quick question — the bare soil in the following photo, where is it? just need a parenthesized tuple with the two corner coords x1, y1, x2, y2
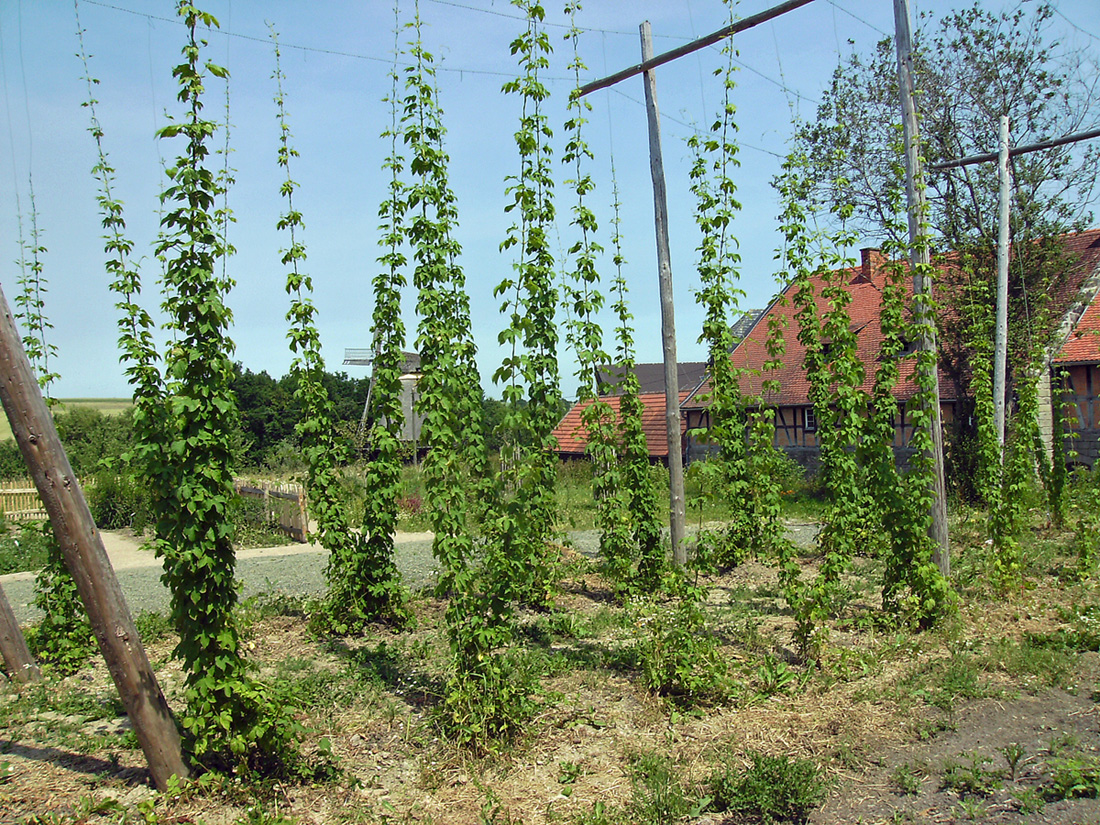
(2, 526, 1099, 825)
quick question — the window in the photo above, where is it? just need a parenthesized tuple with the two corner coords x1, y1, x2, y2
(803, 407, 817, 432)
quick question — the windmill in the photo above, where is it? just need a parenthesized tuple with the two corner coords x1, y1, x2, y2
(343, 348, 424, 443)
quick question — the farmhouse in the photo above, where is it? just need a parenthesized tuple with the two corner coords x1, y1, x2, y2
(554, 230, 1100, 471)
(1050, 242, 1100, 466)
(683, 230, 1100, 470)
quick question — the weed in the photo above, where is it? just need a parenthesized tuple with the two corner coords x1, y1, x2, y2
(955, 797, 987, 820)
(239, 806, 298, 825)
(1001, 742, 1027, 781)
(940, 752, 1001, 797)
(626, 751, 697, 825)
(706, 750, 827, 824)
(134, 610, 173, 644)
(1047, 732, 1080, 756)
(0, 520, 51, 575)
(755, 653, 796, 698)
(1028, 603, 1100, 653)
(985, 637, 1073, 690)
(557, 759, 584, 798)
(573, 800, 619, 825)
(890, 762, 924, 795)
(900, 652, 994, 713)
(1011, 785, 1045, 814)
(1045, 754, 1100, 800)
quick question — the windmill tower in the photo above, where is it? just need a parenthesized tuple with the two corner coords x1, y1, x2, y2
(343, 348, 424, 443)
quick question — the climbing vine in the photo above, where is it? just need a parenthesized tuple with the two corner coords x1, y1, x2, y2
(603, 166, 663, 590)
(16, 199, 94, 672)
(685, 8, 755, 568)
(272, 28, 408, 631)
(390, 4, 528, 752)
(491, 0, 561, 609)
(101, 3, 299, 772)
(560, 2, 635, 592)
(873, 180, 953, 626)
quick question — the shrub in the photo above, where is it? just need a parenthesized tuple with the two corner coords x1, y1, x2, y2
(0, 440, 26, 480)
(707, 750, 828, 824)
(87, 469, 150, 532)
(632, 598, 730, 704)
(0, 519, 51, 575)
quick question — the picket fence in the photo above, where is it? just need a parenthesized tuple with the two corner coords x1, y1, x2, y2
(0, 477, 309, 543)
(0, 479, 49, 522)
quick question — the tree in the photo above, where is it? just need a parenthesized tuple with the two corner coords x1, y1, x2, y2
(796, 1, 1099, 249)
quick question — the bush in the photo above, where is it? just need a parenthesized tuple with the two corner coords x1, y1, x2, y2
(0, 519, 51, 575)
(53, 407, 134, 478)
(707, 750, 827, 824)
(87, 469, 150, 531)
(632, 598, 730, 705)
(0, 440, 25, 480)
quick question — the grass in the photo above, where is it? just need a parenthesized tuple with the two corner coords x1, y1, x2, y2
(6, 472, 1100, 822)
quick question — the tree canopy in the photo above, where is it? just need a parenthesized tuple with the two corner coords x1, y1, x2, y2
(794, 1, 1100, 248)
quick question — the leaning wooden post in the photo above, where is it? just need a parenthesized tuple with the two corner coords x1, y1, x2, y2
(0, 283, 188, 788)
(894, 0, 950, 576)
(640, 20, 687, 565)
(0, 582, 40, 684)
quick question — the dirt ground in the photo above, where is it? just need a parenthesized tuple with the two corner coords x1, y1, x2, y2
(2, 535, 1100, 825)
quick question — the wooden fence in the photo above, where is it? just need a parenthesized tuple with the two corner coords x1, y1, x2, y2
(0, 477, 310, 543)
(232, 479, 310, 543)
(0, 478, 49, 522)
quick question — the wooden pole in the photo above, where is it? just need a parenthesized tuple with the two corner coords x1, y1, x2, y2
(640, 20, 687, 564)
(928, 126, 1100, 171)
(894, 0, 950, 576)
(0, 582, 40, 684)
(994, 115, 1011, 451)
(581, 0, 816, 97)
(0, 283, 188, 788)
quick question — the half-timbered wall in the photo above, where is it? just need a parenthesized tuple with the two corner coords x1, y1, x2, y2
(684, 402, 956, 473)
(1062, 364, 1100, 467)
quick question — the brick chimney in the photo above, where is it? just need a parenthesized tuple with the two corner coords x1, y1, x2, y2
(859, 247, 885, 283)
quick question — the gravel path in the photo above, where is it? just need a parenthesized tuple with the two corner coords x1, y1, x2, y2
(0, 521, 820, 625)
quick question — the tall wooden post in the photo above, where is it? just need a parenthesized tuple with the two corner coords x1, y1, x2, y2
(0, 283, 188, 788)
(994, 115, 1011, 450)
(640, 20, 687, 564)
(0, 583, 40, 684)
(894, 0, 950, 576)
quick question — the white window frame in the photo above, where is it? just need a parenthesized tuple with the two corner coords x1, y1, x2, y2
(803, 406, 817, 433)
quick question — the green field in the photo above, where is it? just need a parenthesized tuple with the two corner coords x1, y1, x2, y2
(0, 398, 131, 442)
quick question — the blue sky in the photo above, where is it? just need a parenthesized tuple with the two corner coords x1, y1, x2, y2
(0, 0, 1097, 398)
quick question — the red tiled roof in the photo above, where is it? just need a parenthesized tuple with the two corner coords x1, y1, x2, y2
(553, 391, 689, 458)
(685, 229, 1100, 410)
(684, 249, 944, 409)
(1054, 231, 1100, 364)
(1057, 297, 1100, 363)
